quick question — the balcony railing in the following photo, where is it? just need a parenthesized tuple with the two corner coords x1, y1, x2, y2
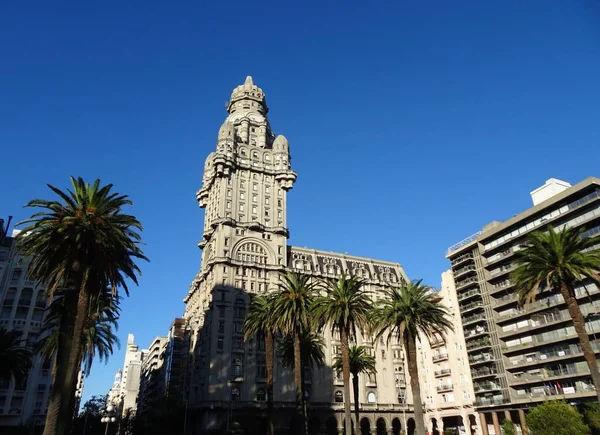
(465, 326, 489, 339)
(450, 253, 474, 267)
(434, 369, 451, 377)
(471, 367, 498, 379)
(461, 301, 483, 313)
(469, 353, 495, 365)
(456, 276, 479, 291)
(432, 353, 448, 362)
(475, 396, 508, 406)
(454, 264, 476, 278)
(474, 382, 501, 393)
(458, 288, 482, 302)
(462, 314, 487, 326)
(466, 338, 491, 351)
(437, 384, 454, 392)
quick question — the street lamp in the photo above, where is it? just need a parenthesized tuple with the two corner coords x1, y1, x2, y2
(101, 404, 116, 435)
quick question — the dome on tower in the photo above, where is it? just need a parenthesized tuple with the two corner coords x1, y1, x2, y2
(227, 76, 268, 114)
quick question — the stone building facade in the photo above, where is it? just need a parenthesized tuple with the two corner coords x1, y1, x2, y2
(181, 77, 475, 435)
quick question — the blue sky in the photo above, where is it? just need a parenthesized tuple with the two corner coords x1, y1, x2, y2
(1, 0, 599, 405)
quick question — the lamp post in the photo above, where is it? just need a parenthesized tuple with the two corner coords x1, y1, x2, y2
(101, 404, 116, 435)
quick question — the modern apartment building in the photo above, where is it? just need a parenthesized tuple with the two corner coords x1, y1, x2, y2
(446, 177, 600, 435)
(0, 229, 51, 429)
(180, 76, 433, 435)
(417, 271, 479, 435)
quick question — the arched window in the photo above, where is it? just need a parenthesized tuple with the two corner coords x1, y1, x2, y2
(231, 387, 240, 401)
(257, 388, 266, 401)
(367, 392, 376, 403)
(334, 391, 343, 403)
(237, 242, 268, 265)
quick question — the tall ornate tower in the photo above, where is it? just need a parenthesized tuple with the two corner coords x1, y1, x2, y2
(183, 76, 297, 412)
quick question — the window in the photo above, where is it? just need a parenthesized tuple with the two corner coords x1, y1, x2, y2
(257, 388, 266, 401)
(219, 307, 226, 318)
(367, 392, 376, 403)
(240, 192, 245, 200)
(234, 298, 245, 317)
(266, 186, 270, 193)
(231, 387, 240, 401)
(257, 354, 267, 377)
(252, 206, 257, 214)
(253, 194, 257, 202)
(218, 321, 225, 333)
(240, 204, 245, 212)
(265, 197, 270, 205)
(334, 391, 343, 403)
(278, 246, 283, 255)
(217, 337, 224, 350)
(253, 184, 258, 191)
(233, 357, 243, 375)
(226, 201, 231, 209)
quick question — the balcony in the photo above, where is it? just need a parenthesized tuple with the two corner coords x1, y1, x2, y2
(475, 396, 507, 407)
(454, 264, 476, 279)
(485, 249, 513, 266)
(471, 367, 498, 379)
(469, 353, 495, 365)
(451, 253, 474, 267)
(462, 314, 487, 326)
(461, 301, 484, 314)
(432, 353, 448, 362)
(458, 288, 482, 302)
(465, 326, 489, 339)
(437, 384, 454, 392)
(466, 338, 492, 352)
(474, 381, 502, 393)
(434, 369, 451, 378)
(456, 276, 479, 291)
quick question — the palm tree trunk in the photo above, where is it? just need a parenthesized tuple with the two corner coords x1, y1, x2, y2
(340, 328, 353, 435)
(43, 291, 78, 435)
(266, 331, 275, 435)
(406, 336, 426, 435)
(352, 373, 360, 435)
(52, 286, 92, 435)
(293, 331, 305, 435)
(561, 282, 600, 402)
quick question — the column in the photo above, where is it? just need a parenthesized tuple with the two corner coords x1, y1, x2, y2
(504, 410, 512, 422)
(479, 413, 489, 435)
(491, 412, 500, 435)
(518, 409, 528, 435)
(427, 418, 434, 435)
(437, 417, 444, 435)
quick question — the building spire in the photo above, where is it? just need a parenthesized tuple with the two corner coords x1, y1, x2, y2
(227, 76, 268, 114)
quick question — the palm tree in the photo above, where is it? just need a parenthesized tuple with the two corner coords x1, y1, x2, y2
(272, 272, 318, 435)
(17, 177, 147, 435)
(374, 280, 452, 435)
(0, 328, 32, 384)
(244, 294, 278, 435)
(511, 225, 600, 401)
(333, 345, 376, 433)
(277, 328, 326, 371)
(314, 274, 372, 434)
(38, 287, 121, 376)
